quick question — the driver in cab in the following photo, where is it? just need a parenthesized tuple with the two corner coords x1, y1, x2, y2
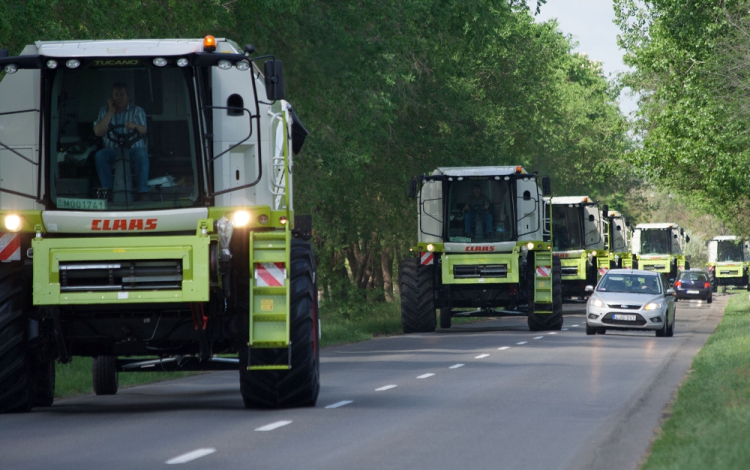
(93, 82, 148, 200)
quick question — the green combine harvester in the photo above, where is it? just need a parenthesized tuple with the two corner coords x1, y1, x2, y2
(632, 223, 690, 284)
(401, 166, 563, 332)
(602, 208, 633, 270)
(706, 235, 749, 291)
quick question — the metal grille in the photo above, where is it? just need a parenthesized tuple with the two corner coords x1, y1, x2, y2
(453, 264, 508, 279)
(59, 260, 182, 292)
(606, 304, 642, 310)
(561, 266, 579, 276)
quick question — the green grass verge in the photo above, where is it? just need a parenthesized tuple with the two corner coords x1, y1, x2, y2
(55, 358, 196, 398)
(643, 293, 750, 469)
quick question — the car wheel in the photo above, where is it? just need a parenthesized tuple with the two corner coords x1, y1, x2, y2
(596, 328, 606, 335)
(655, 317, 667, 337)
(666, 318, 674, 337)
(707, 295, 713, 304)
(585, 323, 596, 335)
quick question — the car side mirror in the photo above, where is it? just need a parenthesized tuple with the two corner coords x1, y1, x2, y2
(541, 176, 551, 196)
(408, 178, 417, 198)
(666, 288, 676, 296)
(264, 60, 286, 101)
(584, 285, 594, 292)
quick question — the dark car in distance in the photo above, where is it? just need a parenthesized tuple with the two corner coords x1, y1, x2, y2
(674, 270, 712, 303)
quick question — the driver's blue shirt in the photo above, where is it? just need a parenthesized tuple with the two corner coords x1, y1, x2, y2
(94, 104, 147, 150)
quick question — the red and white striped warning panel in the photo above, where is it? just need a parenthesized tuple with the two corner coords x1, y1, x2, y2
(255, 262, 287, 287)
(0, 233, 21, 262)
(536, 266, 551, 277)
(598, 267, 608, 276)
(420, 252, 434, 265)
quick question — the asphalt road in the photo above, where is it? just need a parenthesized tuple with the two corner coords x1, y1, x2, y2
(0, 295, 726, 470)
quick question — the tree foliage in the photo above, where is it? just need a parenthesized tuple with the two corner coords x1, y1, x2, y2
(1, 0, 628, 302)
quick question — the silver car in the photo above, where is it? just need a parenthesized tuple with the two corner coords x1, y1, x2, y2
(585, 269, 675, 337)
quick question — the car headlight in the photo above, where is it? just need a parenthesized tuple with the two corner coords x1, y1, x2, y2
(591, 297, 604, 307)
(4, 214, 22, 232)
(231, 210, 251, 227)
(644, 302, 663, 311)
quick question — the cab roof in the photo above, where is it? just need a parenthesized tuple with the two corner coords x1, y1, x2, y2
(635, 223, 680, 230)
(711, 235, 740, 241)
(434, 166, 528, 177)
(25, 38, 236, 57)
(550, 196, 593, 205)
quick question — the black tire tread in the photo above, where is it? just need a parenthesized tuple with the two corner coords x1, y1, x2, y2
(239, 238, 320, 409)
(0, 264, 34, 413)
(400, 258, 436, 333)
(92, 356, 118, 395)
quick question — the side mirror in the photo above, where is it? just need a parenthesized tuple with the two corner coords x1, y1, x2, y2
(408, 178, 417, 198)
(244, 44, 255, 54)
(602, 204, 609, 216)
(686, 235, 690, 243)
(625, 217, 630, 226)
(666, 288, 676, 296)
(584, 285, 594, 292)
(680, 228, 684, 235)
(264, 60, 286, 101)
(541, 176, 551, 196)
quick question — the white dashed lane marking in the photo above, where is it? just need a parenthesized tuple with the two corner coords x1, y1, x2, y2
(475, 354, 490, 359)
(166, 448, 216, 465)
(533, 336, 544, 340)
(516, 341, 528, 345)
(498, 346, 510, 350)
(325, 400, 353, 409)
(417, 373, 435, 379)
(375, 385, 398, 392)
(449, 364, 465, 369)
(547, 332, 557, 335)
(572, 324, 580, 327)
(255, 420, 293, 432)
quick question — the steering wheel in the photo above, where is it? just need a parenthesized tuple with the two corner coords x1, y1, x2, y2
(105, 123, 145, 149)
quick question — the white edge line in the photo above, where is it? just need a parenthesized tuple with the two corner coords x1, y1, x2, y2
(166, 448, 216, 465)
(325, 400, 353, 409)
(498, 346, 510, 350)
(375, 385, 397, 391)
(255, 420, 293, 432)
(449, 364, 465, 369)
(516, 341, 528, 345)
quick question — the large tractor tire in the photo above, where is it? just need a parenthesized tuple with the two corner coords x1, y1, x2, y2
(92, 356, 119, 395)
(239, 238, 320, 408)
(400, 257, 436, 333)
(708, 268, 717, 292)
(528, 258, 563, 331)
(34, 358, 56, 407)
(0, 264, 35, 413)
(439, 307, 452, 329)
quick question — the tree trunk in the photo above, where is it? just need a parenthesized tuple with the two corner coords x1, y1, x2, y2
(381, 247, 394, 302)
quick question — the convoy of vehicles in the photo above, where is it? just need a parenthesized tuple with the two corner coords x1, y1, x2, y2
(706, 236, 749, 291)
(549, 196, 606, 300)
(0, 36, 318, 412)
(401, 166, 563, 332)
(631, 223, 690, 284)
(0, 33, 737, 415)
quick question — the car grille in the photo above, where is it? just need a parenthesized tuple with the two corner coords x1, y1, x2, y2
(601, 312, 647, 326)
(453, 264, 507, 279)
(59, 260, 183, 292)
(561, 266, 579, 276)
(606, 304, 642, 310)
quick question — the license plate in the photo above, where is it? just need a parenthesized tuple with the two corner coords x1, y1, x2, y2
(56, 198, 106, 210)
(613, 314, 637, 321)
(687, 290, 699, 294)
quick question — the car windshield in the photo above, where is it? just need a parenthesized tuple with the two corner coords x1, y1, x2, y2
(446, 178, 514, 243)
(48, 65, 201, 211)
(597, 274, 662, 294)
(639, 229, 671, 255)
(679, 272, 707, 282)
(717, 241, 744, 262)
(552, 205, 583, 251)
